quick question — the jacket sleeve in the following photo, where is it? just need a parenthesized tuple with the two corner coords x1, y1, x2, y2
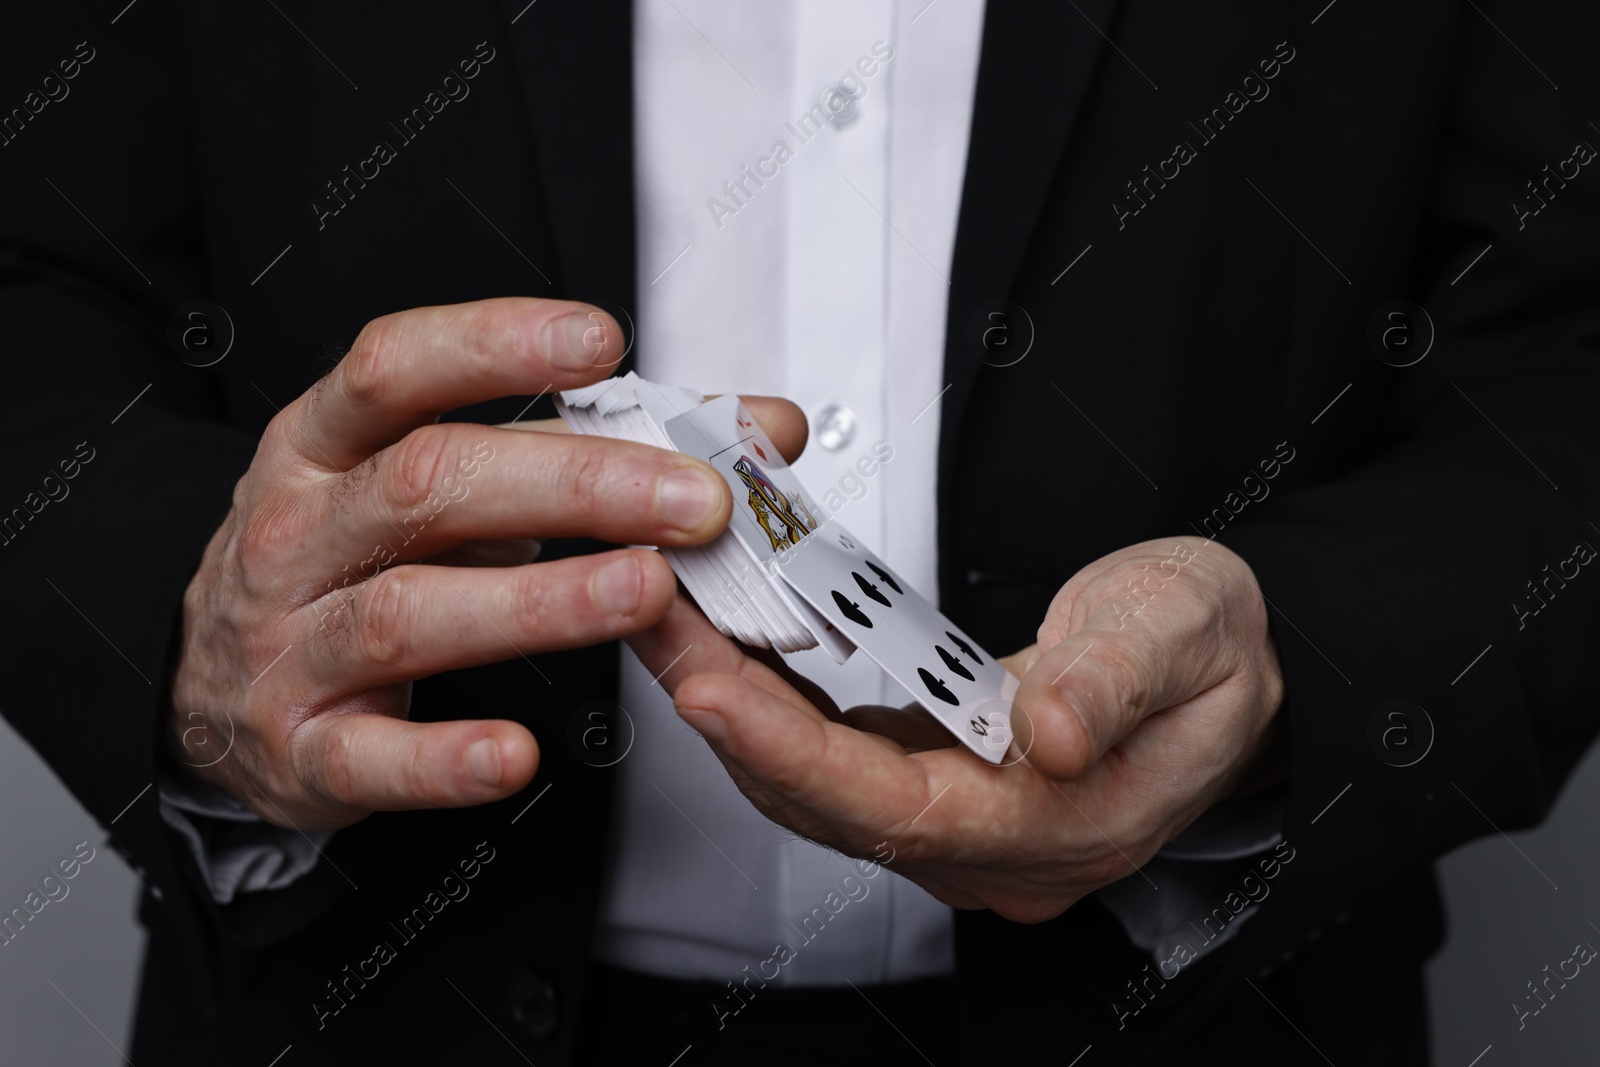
(0, 4, 350, 1009)
(1209, 1, 1600, 987)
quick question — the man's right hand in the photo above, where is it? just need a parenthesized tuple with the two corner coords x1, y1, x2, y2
(166, 298, 804, 832)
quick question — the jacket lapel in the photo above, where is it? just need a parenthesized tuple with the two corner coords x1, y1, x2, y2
(498, 0, 640, 370)
(936, 0, 1121, 583)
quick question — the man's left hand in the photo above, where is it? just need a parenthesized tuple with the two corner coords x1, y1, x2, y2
(628, 536, 1285, 923)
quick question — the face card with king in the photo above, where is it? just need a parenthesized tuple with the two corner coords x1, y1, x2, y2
(665, 395, 820, 566)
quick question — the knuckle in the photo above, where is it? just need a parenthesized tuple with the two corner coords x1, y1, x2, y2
(1035, 588, 1079, 649)
(228, 470, 254, 516)
(233, 492, 300, 580)
(400, 740, 440, 805)
(330, 454, 380, 513)
(356, 570, 420, 669)
(1036, 621, 1067, 651)
(257, 410, 301, 463)
(456, 303, 509, 383)
(383, 425, 459, 513)
(510, 569, 558, 637)
(306, 722, 356, 807)
(341, 315, 400, 409)
(549, 441, 612, 516)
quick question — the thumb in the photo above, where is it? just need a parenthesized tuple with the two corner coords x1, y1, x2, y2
(1011, 605, 1223, 780)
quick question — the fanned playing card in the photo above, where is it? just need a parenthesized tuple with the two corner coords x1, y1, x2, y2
(770, 523, 1019, 764)
(557, 374, 1016, 763)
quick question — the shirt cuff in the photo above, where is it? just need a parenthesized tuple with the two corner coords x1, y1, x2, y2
(1158, 782, 1287, 861)
(1096, 783, 1288, 973)
(157, 770, 331, 905)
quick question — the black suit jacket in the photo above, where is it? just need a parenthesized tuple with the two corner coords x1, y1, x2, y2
(2, 1, 1597, 1063)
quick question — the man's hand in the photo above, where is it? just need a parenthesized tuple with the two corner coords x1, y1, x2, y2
(166, 297, 804, 832)
(628, 536, 1284, 922)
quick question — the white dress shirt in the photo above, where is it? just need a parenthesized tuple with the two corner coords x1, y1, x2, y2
(591, 0, 988, 986)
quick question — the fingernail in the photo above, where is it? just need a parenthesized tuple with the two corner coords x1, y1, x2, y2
(679, 707, 729, 747)
(466, 738, 501, 786)
(656, 467, 724, 533)
(545, 311, 600, 372)
(592, 556, 642, 615)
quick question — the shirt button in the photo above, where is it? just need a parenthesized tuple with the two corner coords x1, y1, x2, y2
(814, 403, 857, 451)
(821, 82, 861, 128)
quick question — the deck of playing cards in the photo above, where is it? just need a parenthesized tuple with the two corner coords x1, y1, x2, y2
(557, 373, 1017, 764)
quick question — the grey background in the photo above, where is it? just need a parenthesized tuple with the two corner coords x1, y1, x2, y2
(2, 711, 1597, 1065)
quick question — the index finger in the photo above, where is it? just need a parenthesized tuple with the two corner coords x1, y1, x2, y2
(290, 298, 625, 470)
(630, 595, 927, 837)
